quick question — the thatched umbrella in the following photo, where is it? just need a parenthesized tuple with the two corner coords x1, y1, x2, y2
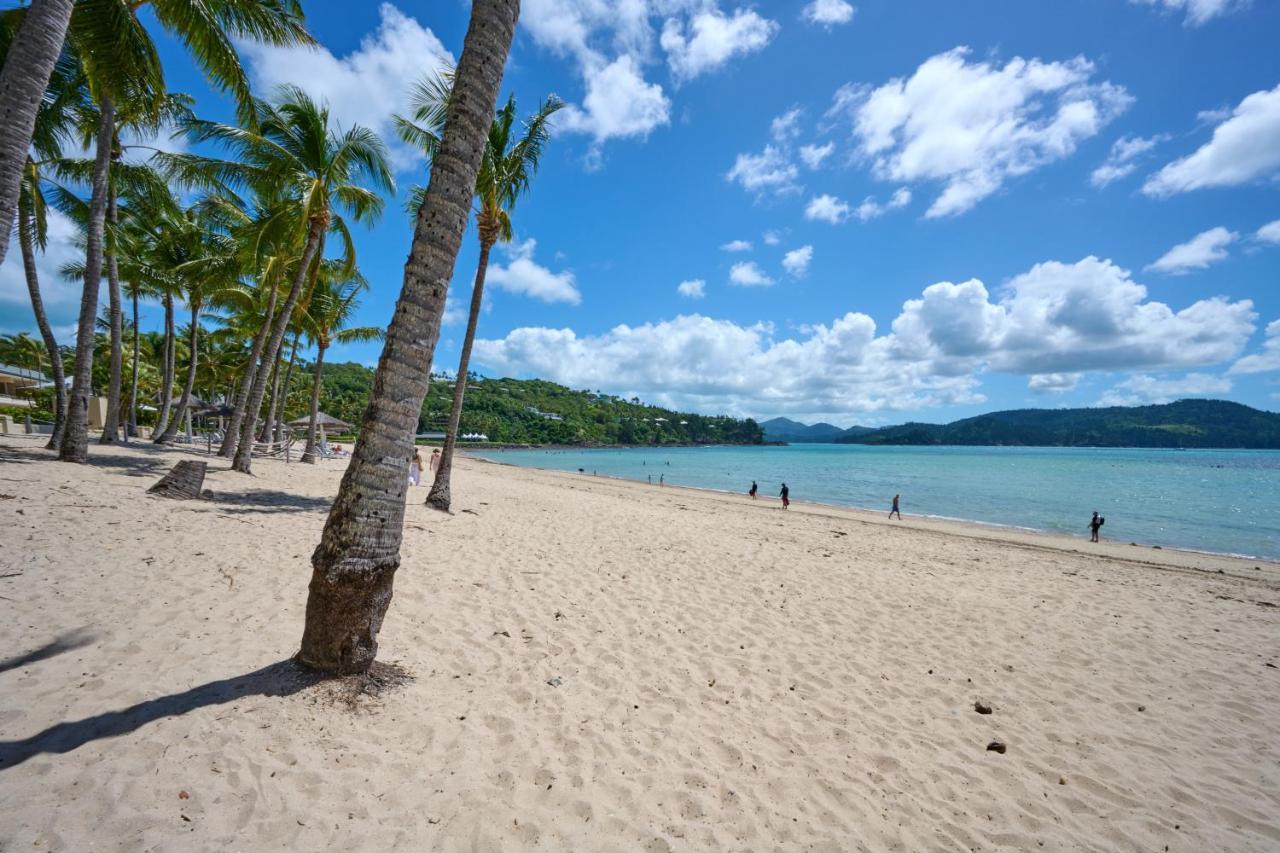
(287, 412, 354, 452)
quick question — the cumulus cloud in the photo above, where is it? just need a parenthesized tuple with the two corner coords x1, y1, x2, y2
(720, 239, 752, 252)
(1129, 0, 1249, 26)
(660, 7, 778, 82)
(1144, 84, 1280, 196)
(729, 261, 774, 287)
(677, 278, 706, 299)
(762, 230, 781, 245)
(829, 47, 1131, 217)
(804, 193, 852, 223)
(1146, 226, 1238, 274)
(0, 208, 86, 334)
(1230, 319, 1280, 374)
(1098, 372, 1232, 407)
(556, 55, 671, 147)
(473, 256, 1255, 420)
(240, 3, 452, 172)
(770, 107, 804, 143)
(726, 144, 800, 193)
(798, 141, 834, 169)
(802, 0, 856, 26)
(1256, 220, 1280, 245)
(1090, 135, 1163, 187)
(487, 239, 581, 304)
(854, 187, 912, 221)
(782, 245, 813, 278)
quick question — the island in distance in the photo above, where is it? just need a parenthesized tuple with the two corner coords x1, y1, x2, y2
(760, 399, 1280, 449)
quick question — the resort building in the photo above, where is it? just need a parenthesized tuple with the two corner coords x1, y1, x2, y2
(0, 364, 46, 408)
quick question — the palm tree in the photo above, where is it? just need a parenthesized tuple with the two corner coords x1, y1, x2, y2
(298, 0, 519, 675)
(298, 267, 381, 463)
(165, 86, 392, 473)
(57, 0, 312, 463)
(0, 0, 75, 269)
(398, 83, 563, 512)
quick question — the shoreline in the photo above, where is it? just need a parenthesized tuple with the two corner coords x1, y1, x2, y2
(468, 450, 1280, 571)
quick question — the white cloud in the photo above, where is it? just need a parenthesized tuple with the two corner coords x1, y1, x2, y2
(798, 141, 834, 169)
(726, 144, 799, 193)
(782, 245, 813, 278)
(473, 256, 1255, 420)
(1129, 0, 1249, 27)
(804, 193, 852, 223)
(762, 230, 781, 245)
(720, 239, 752, 252)
(1090, 135, 1162, 187)
(802, 0, 856, 26)
(1144, 84, 1280, 196)
(1028, 373, 1081, 393)
(677, 278, 706, 298)
(770, 107, 803, 143)
(1146, 226, 1238, 274)
(0, 208, 86, 334)
(1256, 220, 1280, 245)
(486, 239, 581, 304)
(557, 54, 671, 146)
(1230, 319, 1280, 374)
(729, 261, 774, 287)
(830, 47, 1131, 217)
(854, 187, 912, 221)
(660, 7, 778, 82)
(1098, 372, 1232, 407)
(240, 3, 452, 172)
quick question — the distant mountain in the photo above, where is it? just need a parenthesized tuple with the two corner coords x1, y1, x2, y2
(832, 400, 1280, 449)
(761, 417, 870, 442)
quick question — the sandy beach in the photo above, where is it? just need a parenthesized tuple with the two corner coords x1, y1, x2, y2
(1, 433, 1278, 851)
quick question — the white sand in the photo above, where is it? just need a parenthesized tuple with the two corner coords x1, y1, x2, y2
(1, 434, 1278, 851)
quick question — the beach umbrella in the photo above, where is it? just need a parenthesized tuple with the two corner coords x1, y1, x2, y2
(287, 412, 355, 452)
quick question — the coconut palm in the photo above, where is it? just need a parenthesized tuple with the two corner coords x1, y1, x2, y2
(0, 0, 75, 269)
(163, 86, 392, 473)
(298, 0, 519, 675)
(298, 267, 381, 463)
(398, 84, 563, 512)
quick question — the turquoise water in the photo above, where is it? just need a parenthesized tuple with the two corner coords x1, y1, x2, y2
(478, 444, 1280, 560)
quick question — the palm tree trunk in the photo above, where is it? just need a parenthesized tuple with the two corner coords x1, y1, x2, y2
(155, 301, 199, 444)
(0, 0, 75, 269)
(18, 192, 66, 450)
(259, 354, 281, 443)
(127, 285, 139, 437)
(425, 240, 492, 512)
(100, 186, 124, 444)
(300, 340, 327, 463)
(219, 279, 278, 457)
(154, 293, 176, 435)
(299, 0, 518, 675)
(58, 95, 114, 463)
(231, 218, 326, 474)
(274, 334, 299, 443)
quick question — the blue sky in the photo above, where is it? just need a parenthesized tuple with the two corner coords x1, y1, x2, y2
(2, 0, 1279, 425)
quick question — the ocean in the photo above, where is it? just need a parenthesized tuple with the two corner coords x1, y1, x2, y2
(477, 444, 1280, 560)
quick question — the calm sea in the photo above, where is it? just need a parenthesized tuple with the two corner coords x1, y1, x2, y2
(477, 444, 1280, 560)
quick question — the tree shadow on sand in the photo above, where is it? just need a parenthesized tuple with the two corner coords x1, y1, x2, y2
(0, 442, 180, 478)
(201, 489, 333, 513)
(0, 629, 97, 675)
(0, 659, 322, 771)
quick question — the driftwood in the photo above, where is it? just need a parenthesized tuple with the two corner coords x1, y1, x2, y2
(148, 460, 207, 499)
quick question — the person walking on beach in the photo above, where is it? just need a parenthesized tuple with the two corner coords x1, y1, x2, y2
(1089, 511, 1105, 542)
(409, 450, 423, 487)
(889, 494, 901, 520)
(749, 480, 758, 499)
(429, 448, 440, 473)
(780, 482, 789, 510)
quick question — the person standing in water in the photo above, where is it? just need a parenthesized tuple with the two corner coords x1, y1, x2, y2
(889, 494, 902, 519)
(749, 481, 758, 499)
(780, 482, 790, 509)
(1089, 511, 1105, 542)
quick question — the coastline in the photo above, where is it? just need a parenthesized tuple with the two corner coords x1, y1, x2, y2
(3, 433, 1279, 851)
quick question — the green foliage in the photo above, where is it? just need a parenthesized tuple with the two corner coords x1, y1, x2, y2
(833, 400, 1280, 449)
(316, 362, 764, 446)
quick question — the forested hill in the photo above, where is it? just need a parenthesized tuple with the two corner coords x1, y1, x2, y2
(831, 400, 1280, 449)
(317, 362, 763, 446)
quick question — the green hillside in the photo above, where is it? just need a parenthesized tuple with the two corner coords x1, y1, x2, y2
(315, 362, 763, 446)
(833, 400, 1280, 449)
